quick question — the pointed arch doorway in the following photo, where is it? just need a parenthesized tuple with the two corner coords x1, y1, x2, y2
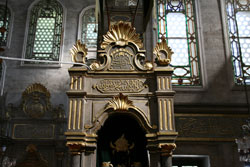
(97, 114, 149, 167)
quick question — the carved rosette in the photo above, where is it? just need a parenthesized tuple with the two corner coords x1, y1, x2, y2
(22, 83, 51, 119)
(105, 93, 135, 111)
(153, 37, 173, 66)
(70, 40, 88, 63)
(90, 21, 153, 71)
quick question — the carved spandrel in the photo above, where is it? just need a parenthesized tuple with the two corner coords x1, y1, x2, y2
(93, 79, 147, 93)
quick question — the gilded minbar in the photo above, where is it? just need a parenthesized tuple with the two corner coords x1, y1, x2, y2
(65, 22, 177, 167)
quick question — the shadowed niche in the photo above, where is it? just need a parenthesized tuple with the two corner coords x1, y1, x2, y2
(97, 114, 148, 167)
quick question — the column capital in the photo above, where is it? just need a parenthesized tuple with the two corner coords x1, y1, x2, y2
(159, 143, 176, 156)
(65, 132, 97, 155)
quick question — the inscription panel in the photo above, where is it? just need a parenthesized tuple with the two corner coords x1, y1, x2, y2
(93, 79, 146, 93)
(175, 114, 246, 140)
(109, 49, 134, 71)
(13, 124, 55, 139)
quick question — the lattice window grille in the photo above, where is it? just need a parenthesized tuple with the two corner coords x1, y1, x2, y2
(25, 0, 63, 62)
(157, 0, 201, 86)
(225, 0, 250, 85)
(0, 5, 10, 46)
(81, 8, 98, 48)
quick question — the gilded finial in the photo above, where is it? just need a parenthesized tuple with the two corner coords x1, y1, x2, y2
(153, 37, 173, 66)
(70, 40, 88, 64)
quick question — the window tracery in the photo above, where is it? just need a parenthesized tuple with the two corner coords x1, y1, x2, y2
(157, 0, 201, 86)
(25, 0, 63, 63)
(225, 0, 250, 84)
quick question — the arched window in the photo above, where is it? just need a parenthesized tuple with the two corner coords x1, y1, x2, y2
(157, 0, 201, 86)
(24, 0, 63, 63)
(0, 4, 11, 47)
(80, 7, 98, 48)
(225, 0, 250, 85)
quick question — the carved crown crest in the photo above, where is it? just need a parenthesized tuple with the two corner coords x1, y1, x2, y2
(101, 21, 143, 49)
(105, 93, 134, 111)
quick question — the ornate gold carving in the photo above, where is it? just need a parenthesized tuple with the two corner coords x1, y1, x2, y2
(101, 21, 143, 49)
(153, 37, 173, 66)
(93, 79, 146, 93)
(22, 83, 51, 119)
(102, 162, 113, 167)
(105, 93, 134, 111)
(90, 22, 152, 72)
(70, 40, 88, 63)
(90, 61, 100, 70)
(110, 134, 134, 152)
(144, 61, 153, 70)
(159, 143, 176, 156)
(66, 141, 86, 155)
(16, 144, 48, 167)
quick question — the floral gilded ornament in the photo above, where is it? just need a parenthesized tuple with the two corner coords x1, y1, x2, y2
(105, 93, 134, 111)
(70, 40, 88, 63)
(153, 37, 173, 66)
(101, 21, 143, 49)
(22, 83, 51, 119)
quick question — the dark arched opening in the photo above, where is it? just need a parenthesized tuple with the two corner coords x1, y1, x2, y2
(97, 114, 148, 167)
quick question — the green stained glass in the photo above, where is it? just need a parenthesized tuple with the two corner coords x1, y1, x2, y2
(25, 0, 63, 62)
(225, 0, 250, 84)
(33, 18, 55, 55)
(0, 5, 10, 46)
(82, 8, 98, 48)
(157, 0, 201, 86)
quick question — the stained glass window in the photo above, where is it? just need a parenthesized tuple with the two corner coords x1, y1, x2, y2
(25, 0, 63, 62)
(0, 5, 10, 46)
(225, 0, 250, 85)
(81, 7, 98, 48)
(157, 0, 201, 86)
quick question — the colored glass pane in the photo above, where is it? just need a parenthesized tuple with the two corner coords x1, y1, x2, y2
(0, 5, 10, 46)
(157, 0, 201, 86)
(25, 0, 63, 62)
(82, 8, 97, 48)
(225, 0, 250, 84)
